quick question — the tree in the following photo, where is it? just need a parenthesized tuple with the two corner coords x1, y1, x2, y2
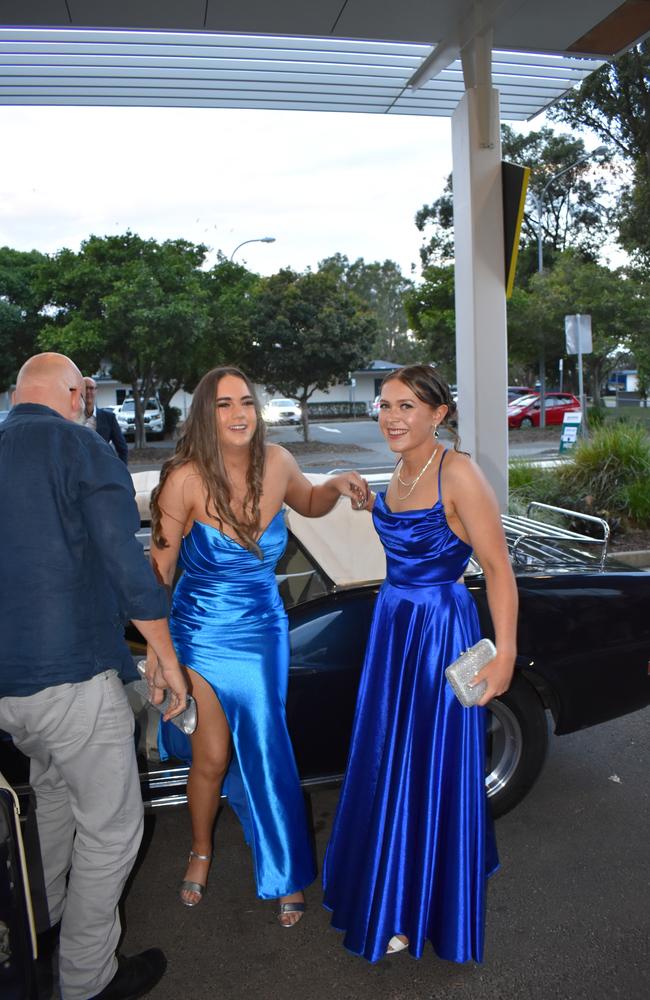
(0, 247, 49, 390)
(318, 254, 417, 362)
(39, 232, 210, 446)
(416, 125, 610, 275)
(403, 265, 456, 382)
(510, 253, 636, 404)
(247, 267, 376, 441)
(412, 125, 612, 383)
(624, 267, 650, 399)
(181, 257, 263, 395)
(550, 40, 650, 261)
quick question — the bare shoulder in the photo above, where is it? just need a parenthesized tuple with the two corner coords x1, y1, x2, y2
(265, 442, 298, 472)
(441, 449, 488, 496)
(160, 462, 202, 502)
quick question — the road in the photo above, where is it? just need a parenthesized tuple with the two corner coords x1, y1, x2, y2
(261, 420, 559, 472)
(87, 707, 649, 1000)
(131, 419, 561, 473)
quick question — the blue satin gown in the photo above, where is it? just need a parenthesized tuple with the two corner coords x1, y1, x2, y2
(323, 451, 499, 962)
(158, 509, 316, 900)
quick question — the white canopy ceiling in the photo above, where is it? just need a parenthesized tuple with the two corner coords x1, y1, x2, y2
(1, 1, 648, 119)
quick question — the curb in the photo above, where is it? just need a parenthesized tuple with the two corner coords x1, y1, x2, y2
(607, 549, 650, 569)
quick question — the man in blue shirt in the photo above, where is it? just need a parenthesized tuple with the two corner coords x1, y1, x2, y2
(0, 353, 187, 1000)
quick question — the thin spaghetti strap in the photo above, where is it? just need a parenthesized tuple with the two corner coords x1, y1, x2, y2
(437, 448, 447, 505)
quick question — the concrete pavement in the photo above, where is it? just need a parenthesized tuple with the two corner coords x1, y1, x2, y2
(101, 706, 650, 1000)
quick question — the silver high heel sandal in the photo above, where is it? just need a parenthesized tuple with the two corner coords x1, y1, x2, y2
(179, 850, 212, 907)
(277, 901, 306, 927)
(386, 935, 409, 955)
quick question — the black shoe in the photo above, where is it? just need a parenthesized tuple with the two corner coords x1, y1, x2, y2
(89, 949, 167, 1000)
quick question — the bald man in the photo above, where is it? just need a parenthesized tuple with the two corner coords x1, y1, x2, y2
(0, 353, 187, 1000)
(83, 376, 129, 464)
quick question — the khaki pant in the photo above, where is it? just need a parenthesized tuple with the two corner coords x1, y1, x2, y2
(0, 670, 144, 999)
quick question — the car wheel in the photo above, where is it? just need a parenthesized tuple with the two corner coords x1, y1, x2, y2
(485, 673, 548, 818)
(519, 417, 533, 428)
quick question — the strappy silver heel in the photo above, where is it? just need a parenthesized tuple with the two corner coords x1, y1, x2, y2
(179, 850, 212, 907)
(277, 900, 306, 927)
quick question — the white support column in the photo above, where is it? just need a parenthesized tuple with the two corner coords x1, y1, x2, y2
(452, 84, 509, 509)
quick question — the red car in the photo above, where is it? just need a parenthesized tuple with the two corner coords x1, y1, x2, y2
(507, 392, 581, 429)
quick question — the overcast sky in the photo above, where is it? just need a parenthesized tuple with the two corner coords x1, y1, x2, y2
(0, 104, 458, 278)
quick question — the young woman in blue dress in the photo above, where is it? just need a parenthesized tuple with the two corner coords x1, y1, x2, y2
(323, 364, 518, 961)
(147, 367, 368, 923)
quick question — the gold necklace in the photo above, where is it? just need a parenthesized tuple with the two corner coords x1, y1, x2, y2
(395, 446, 439, 500)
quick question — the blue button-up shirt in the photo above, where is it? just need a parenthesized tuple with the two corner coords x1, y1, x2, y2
(0, 403, 168, 696)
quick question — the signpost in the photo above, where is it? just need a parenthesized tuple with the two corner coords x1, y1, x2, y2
(565, 314, 592, 436)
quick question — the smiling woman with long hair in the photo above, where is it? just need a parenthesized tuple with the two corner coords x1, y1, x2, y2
(323, 364, 517, 961)
(147, 366, 368, 924)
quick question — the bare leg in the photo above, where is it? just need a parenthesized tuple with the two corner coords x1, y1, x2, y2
(183, 668, 306, 921)
(181, 668, 231, 905)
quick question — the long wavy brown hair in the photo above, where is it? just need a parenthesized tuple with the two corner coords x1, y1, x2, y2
(381, 364, 464, 451)
(151, 366, 267, 554)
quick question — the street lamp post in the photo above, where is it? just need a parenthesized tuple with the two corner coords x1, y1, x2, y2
(531, 147, 607, 427)
(229, 236, 276, 261)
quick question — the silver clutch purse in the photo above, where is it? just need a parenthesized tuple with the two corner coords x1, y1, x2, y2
(133, 661, 197, 735)
(444, 638, 496, 707)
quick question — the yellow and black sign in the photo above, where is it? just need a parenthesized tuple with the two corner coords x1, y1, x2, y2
(502, 162, 530, 299)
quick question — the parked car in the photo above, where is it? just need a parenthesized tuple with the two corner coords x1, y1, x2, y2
(369, 395, 380, 420)
(507, 385, 534, 402)
(116, 397, 164, 439)
(507, 392, 581, 429)
(3, 476, 650, 826)
(262, 398, 302, 425)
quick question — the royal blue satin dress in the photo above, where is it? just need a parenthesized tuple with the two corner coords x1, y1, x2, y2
(323, 451, 499, 962)
(158, 510, 316, 900)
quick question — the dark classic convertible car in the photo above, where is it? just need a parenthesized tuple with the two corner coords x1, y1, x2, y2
(126, 474, 650, 819)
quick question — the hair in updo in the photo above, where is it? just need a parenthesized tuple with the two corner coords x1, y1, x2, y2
(381, 364, 463, 451)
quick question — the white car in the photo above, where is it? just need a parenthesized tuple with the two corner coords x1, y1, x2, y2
(117, 397, 165, 438)
(262, 398, 302, 425)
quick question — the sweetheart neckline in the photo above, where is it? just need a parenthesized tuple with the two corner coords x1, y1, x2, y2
(186, 508, 285, 550)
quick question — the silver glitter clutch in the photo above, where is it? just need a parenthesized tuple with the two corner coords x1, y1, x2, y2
(134, 661, 197, 735)
(445, 638, 496, 707)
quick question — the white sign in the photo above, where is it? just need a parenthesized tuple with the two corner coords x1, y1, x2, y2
(565, 314, 593, 355)
(559, 410, 583, 453)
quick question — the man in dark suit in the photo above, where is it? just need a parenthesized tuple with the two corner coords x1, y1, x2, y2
(84, 376, 129, 464)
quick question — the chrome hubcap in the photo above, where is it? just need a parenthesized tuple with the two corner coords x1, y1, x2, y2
(485, 700, 522, 799)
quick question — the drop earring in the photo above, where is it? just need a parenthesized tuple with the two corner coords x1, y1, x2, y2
(433, 424, 440, 439)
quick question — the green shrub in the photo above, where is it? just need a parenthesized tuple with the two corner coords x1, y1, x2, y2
(587, 405, 606, 430)
(508, 462, 566, 513)
(306, 401, 368, 419)
(622, 476, 650, 526)
(164, 405, 182, 434)
(508, 424, 650, 532)
(556, 423, 650, 527)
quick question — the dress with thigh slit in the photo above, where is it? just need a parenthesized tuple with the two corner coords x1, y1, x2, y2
(158, 509, 316, 899)
(322, 450, 499, 962)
